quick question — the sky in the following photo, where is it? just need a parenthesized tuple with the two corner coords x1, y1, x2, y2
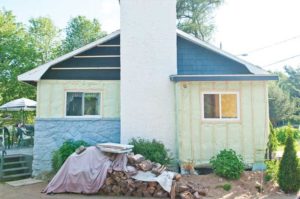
(1, 0, 300, 72)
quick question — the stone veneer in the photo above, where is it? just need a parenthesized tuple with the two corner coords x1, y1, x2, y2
(32, 118, 120, 176)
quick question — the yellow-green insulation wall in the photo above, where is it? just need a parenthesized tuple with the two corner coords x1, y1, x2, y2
(37, 80, 120, 119)
(175, 81, 269, 166)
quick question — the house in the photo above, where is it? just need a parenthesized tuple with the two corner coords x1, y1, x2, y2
(18, 0, 277, 176)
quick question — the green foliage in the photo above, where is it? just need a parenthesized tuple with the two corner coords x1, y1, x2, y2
(129, 138, 172, 165)
(267, 122, 279, 159)
(176, 0, 224, 41)
(275, 125, 300, 145)
(210, 149, 244, 180)
(265, 160, 279, 182)
(278, 132, 300, 193)
(52, 140, 89, 172)
(0, 9, 37, 107)
(63, 16, 106, 53)
(222, 183, 232, 191)
(268, 81, 295, 126)
(28, 17, 62, 63)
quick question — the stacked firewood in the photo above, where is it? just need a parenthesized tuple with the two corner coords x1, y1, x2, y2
(99, 153, 207, 199)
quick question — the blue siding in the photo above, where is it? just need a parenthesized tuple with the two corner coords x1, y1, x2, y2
(177, 36, 251, 75)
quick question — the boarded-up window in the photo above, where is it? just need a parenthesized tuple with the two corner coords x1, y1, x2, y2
(203, 92, 239, 120)
(66, 92, 101, 116)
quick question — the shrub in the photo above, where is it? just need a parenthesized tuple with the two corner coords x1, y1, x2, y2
(278, 132, 300, 193)
(264, 160, 279, 182)
(223, 183, 232, 191)
(275, 125, 300, 145)
(210, 149, 244, 180)
(129, 138, 172, 165)
(52, 140, 89, 172)
(267, 122, 279, 159)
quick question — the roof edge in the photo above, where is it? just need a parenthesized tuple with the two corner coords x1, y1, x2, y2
(18, 30, 121, 82)
(170, 74, 279, 82)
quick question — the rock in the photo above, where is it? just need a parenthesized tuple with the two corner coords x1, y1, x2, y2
(139, 160, 153, 171)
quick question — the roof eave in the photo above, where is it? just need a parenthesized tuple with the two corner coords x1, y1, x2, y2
(170, 74, 279, 82)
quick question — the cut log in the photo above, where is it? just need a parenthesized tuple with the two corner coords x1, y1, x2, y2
(180, 191, 194, 199)
(170, 181, 176, 199)
(128, 154, 145, 164)
(139, 160, 153, 171)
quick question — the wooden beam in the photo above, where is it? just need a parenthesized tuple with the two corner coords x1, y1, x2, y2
(97, 45, 120, 47)
(51, 67, 121, 70)
(74, 55, 120, 58)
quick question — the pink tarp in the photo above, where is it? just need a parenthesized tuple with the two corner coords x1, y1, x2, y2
(43, 146, 127, 194)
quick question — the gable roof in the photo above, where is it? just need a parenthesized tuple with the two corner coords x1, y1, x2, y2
(18, 30, 120, 83)
(18, 29, 276, 83)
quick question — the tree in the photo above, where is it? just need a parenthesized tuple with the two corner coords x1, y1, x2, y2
(267, 122, 278, 159)
(28, 17, 62, 64)
(177, 0, 224, 41)
(0, 10, 37, 105)
(278, 131, 300, 193)
(268, 81, 294, 126)
(63, 16, 106, 53)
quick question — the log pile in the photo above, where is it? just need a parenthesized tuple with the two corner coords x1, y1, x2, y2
(99, 153, 208, 199)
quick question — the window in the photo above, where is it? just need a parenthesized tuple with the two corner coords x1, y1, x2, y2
(66, 92, 101, 116)
(202, 92, 239, 120)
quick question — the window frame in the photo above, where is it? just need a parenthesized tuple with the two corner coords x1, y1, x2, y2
(64, 91, 102, 118)
(201, 91, 240, 122)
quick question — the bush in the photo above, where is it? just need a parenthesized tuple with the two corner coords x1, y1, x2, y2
(267, 122, 279, 159)
(278, 133, 300, 193)
(265, 160, 279, 182)
(210, 149, 244, 180)
(275, 125, 300, 145)
(223, 183, 232, 191)
(52, 140, 89, 172)
(129, 138, 172, 165)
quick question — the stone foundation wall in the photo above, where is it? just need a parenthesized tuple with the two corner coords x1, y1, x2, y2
(32, 118, 120, 176)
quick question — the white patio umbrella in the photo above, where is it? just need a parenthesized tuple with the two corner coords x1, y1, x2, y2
(0, 98, 37, 123)
(0, 98, 36, 111)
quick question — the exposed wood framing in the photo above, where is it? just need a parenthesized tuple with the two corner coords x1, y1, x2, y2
(51, 67, 121, 70)
(74, 55, 120, 58)
(97, 45, 120, 47)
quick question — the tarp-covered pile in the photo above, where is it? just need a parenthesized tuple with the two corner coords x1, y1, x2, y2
(43, 146, 128, 194)
(42, 146, 176, 196)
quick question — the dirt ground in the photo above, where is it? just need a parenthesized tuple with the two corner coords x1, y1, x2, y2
(0, 172, 298, 199)
(180, 171, 299, 199)
(0, 181, 142, 199)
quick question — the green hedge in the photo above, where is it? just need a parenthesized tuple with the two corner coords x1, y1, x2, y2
(52, 140, 90, 172)
(129, 138, 172, 165)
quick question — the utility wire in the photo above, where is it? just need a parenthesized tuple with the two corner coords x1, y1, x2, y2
(239, 34, 300, 55)
(263, 53, 300, 67)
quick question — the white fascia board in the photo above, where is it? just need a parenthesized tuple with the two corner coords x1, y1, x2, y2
(176, 29, 269, 75)
(18, 30, 121, 82)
